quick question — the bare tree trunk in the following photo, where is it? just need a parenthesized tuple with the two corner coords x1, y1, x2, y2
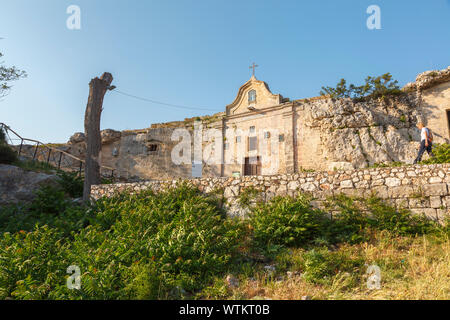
(83, 72, 113, 201)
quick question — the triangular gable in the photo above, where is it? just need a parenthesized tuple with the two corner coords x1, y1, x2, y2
(226, 76, 283, 116)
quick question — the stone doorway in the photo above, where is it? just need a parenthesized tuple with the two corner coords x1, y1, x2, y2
(244, 156, 261, 176)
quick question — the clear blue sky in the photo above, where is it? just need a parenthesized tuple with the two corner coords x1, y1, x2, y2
(1, 0, 449, 143)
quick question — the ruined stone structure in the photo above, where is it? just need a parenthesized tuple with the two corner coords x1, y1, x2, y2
(91, 163, 450, 222)
(68, 66, 450, 180)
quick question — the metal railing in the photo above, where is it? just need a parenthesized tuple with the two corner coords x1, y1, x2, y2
(0, 122, 116, 180)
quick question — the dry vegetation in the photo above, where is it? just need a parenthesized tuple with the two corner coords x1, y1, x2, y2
(224, 231, 449, 300)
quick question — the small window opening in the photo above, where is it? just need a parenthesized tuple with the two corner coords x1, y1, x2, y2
(248, 90, 256, 102)
(148, 144, 158, 152)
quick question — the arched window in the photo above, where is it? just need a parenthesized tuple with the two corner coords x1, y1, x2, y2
(248, 90, 256, 102)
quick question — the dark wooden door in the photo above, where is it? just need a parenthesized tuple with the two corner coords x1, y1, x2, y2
(244, 156, 262, 176)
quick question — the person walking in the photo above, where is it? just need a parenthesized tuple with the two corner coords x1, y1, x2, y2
(413, 121, 434, 164)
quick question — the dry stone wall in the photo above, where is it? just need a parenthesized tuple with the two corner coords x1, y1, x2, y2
(91, 163, 450, 222)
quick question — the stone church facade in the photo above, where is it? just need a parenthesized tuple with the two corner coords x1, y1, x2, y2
(66, 66, 450, 181)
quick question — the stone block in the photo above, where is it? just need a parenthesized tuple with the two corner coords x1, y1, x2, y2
(409, 197, 429, 208)
(301, 182, 316, 192)
(288, 181, 299, 191)
(369, 186, 388, 198)
(385, 177, 401, 187)
(421, 183, 448, 196)
(429, 196, 442, 209)
(429, 177, 443, 184)
(340, 180, 353, 188)
(410, 208, 438, 221)
(436, 209, 449, 222)
(395, 199, 408, 208)
(444, 196, 450, 208)
(388, 186, 414, 198)
(335, 188, 367, 198)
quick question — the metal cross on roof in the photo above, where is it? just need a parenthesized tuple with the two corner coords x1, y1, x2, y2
(249, 62, 259, 77)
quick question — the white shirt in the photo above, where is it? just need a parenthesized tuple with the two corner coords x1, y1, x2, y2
(421, 127, 429, 142)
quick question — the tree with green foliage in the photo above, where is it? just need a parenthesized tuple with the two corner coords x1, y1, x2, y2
(320, 78, 351, 99)
(320, 73, 402, 101)
(0, 51, 27, 99)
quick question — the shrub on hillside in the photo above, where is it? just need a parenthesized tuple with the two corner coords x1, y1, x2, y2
(0, 127, 17, 164)
(0, 186, 89, 236)
(250, 194, 440, 250)
(0, 144, 17, 164)
(0, 226, 69, 299)
(365, 197, 436, 235)
(56, 171, 84, 198)
(0, 182, 444, 300)
(322, 195, 370, 244)
(249, 195, 327, 249)
(28, 186, 69, 215)
(300, 247, 364, 285)
(0, 127, 6, 144)
(324, 195, 437, 241)
(0, 184, 244, 299)
(421, 143, 450, 164)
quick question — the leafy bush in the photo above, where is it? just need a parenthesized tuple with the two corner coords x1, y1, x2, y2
(301, 247, 364, 285)
(323, 195, 437, 242)
(56, 171, 84, 198)
(421, 143, 450, 164)
(0, 127, 6, 144)
(0, 144, 17, 164)
(365, 197, 436, 235)
(238, 187, 262, 208)
(251, 194, 440, 250)
(250, 195, 327, 248)
(28, 186, 69, 215)
(0, 182, 444, 300)
(322, 195, 370, 244)
(0, 127, 18, 164)
(320, 73, 402, 101)
(0, 184, 244, 299)
(0, 186, 89, 236)
(0, 226, 69, 299)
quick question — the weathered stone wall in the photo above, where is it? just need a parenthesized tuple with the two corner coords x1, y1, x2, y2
(91, 163, 450, 223)
(65, 66, 450, 180)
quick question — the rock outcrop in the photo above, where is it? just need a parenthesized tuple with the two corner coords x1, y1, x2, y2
(69, 129, 122, 145)
(69, 132, 86, 144)
(303, 94, 422, 169)
(101, 129, 121, 144)
(403, 66, 450, 91)
(0, 164, 59, 205)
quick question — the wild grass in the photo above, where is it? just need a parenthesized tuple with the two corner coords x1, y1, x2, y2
(12, 159, 57, 174)
(229, 231, 449, 300)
